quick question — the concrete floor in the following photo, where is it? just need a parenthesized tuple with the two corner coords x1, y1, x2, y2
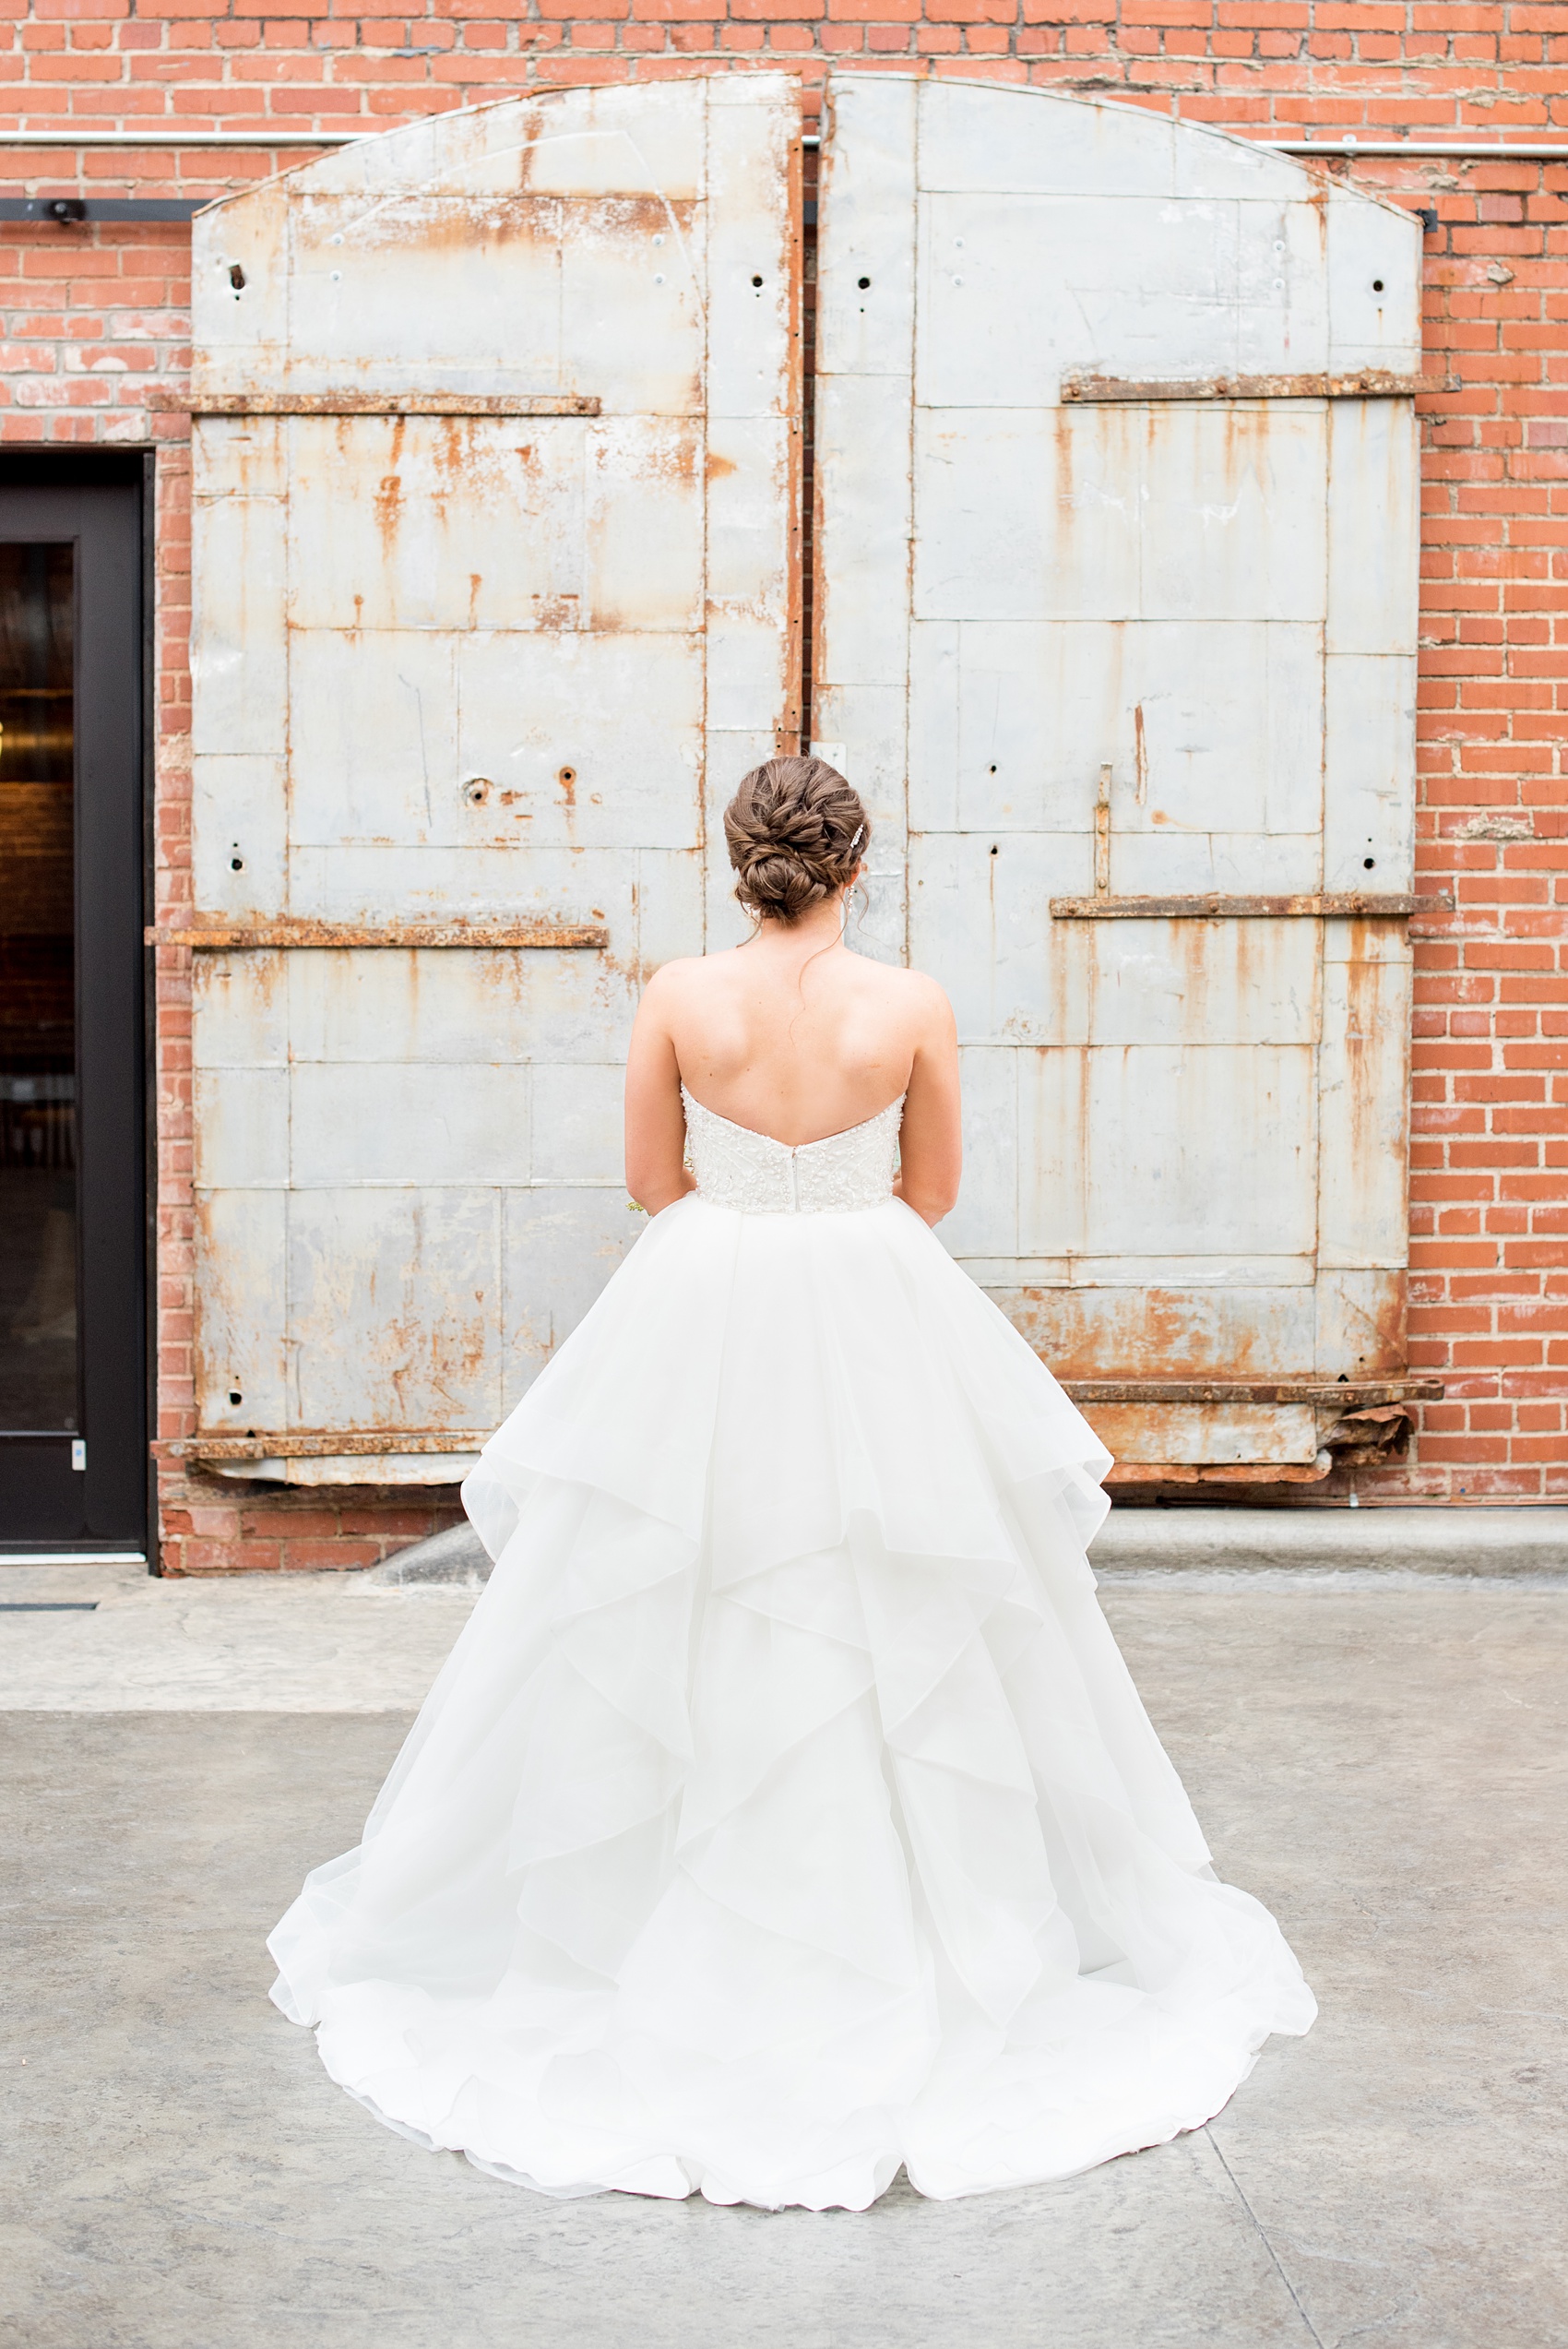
(0, 1560, 475, 1710)
(1, 1570, 1565, 2348)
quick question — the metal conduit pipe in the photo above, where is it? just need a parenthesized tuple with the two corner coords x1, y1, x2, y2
(798, 131, 1568, 157)
(0, 129, 363, 146)
(0, 128, 1557, 158)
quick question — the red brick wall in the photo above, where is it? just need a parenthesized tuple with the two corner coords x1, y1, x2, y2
(0, 7, 1560, 1562)
(0, 1, 1562, 125)
(1402, 149, 1567, 1505)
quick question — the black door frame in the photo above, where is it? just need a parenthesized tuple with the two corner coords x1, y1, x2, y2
(0, 449, 154, 1561)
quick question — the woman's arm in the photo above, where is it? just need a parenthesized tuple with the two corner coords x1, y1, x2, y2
(624, 970, 696, 1214)
(894, 980, 962, 1224)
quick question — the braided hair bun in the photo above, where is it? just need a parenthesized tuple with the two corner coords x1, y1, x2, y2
(723, 755, 870, 925)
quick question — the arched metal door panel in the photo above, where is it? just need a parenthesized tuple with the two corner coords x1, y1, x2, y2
(185, 78, 801, 1485)
(814, 76, 1424, 1476)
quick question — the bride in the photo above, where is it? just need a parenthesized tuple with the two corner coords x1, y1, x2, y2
(269, 755, 1314, 2211)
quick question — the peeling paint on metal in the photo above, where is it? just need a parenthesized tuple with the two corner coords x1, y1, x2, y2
(188, 78, 804, 1470)
(814, 73, 1424, 1468)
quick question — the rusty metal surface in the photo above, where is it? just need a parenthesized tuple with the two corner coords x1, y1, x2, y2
(152, 920, 608, 951)
(169, 1430, 484, 1459)
(815, 75, 1421, 1468)
(187, 79, 803, 1470)
(160, 392, 601, 416)
(1061, 369, 1443, 402)
(1049, 892, 1433, 921)
(1106, 1460, 1333, 1485)
(1061, 1377, 1441, 1404)
(1086, 1401, 1320, 1466)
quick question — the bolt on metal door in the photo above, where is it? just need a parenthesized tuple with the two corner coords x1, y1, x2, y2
(813, 75, 1427, 1480)
(184, 78, 802, 1485)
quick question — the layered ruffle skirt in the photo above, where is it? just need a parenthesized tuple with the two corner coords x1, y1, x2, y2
(269, 1194, 1314, 2209)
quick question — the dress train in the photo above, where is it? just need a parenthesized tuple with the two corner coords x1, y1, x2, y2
(269, 1094, 1314, 2208)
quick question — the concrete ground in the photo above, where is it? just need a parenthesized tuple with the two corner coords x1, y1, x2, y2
(1, 1561, 1564, 2349)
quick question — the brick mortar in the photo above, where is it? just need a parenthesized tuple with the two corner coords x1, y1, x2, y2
(0, 30, 1559, 1563)
(0, 6, 1562, 124)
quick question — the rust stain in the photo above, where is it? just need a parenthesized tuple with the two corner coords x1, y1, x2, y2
(1050, 402, 1077, 512)
(374, 473, 403, 543)
(373, 415, 407, 547)
(515, 113, 540, 195)
(1060, 369, 1444, 403)
(1132, 701, 1148, 805)
(1232, 901, 1257, 1007)
(158, 918, 608, 951)
(1050, 891, 1425, 921)
(1104, 1460, 1332, 1485)
(1002, 1283, 1297, 1381)
(529, 594, 582, 632)
(568, 193, 700, 242)
(1063, 1377, 1439, 1404)
(167, 391, 600, 418)
(1093, 763, 1111, 895)
(181, 1428, 488, 1461)
(1081, 1401, 1318, 1467)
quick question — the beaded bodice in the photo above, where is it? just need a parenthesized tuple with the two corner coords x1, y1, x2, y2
(682, 1087, 904, 1215)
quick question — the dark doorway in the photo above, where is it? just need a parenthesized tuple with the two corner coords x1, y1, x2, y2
(0, 465, 146, 1552)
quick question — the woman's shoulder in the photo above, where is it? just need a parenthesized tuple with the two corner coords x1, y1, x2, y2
(849, 956, 953, 1022)
(636, 950, 754, 1030)
(640, 952, 718, 1000)
(644, 947, 950, 1017)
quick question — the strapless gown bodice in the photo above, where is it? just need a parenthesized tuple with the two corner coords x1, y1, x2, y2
(681, 1086, 904, 1215)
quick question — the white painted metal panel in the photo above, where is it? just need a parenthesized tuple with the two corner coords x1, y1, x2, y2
(189, 79, 801, 1460)
(993, 1281, 1320, 1379)
(910, 405, 1329, 625)
(189, 456, 287, 756)
(817, 74, 1420, 1463)
(285, 1187, 505, 1431)
(908, 619, 1324, 840)
(193, 1192, 290, 1429)
(1016, 1044, 1318, 1260)
(191, 757, 288, 916)
(503, 1188, 641, 1385)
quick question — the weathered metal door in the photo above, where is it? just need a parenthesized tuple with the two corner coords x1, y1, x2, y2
(814, 75, 1430, 1479)
(184, 79, 800, 1484)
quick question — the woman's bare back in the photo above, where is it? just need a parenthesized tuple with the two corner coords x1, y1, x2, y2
(659, 937, 937, 1146)
(624, 756, 961, 1222)
(624, 913, 961, 1223)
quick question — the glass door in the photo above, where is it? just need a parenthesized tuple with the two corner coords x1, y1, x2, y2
(0, 468, 146, 1553)
(0, 544, 79, 1442)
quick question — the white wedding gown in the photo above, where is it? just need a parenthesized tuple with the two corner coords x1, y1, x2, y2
(269, 1091, 1314, 2209)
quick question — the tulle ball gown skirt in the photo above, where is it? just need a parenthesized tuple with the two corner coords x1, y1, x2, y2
(269, 1100, 1315, 2212)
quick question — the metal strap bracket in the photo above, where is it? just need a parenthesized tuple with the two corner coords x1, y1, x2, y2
(158, 391, 601, 417)
(1062, 370, 1450, 403)
(0, 197, 205, 223)
(1060, 1378, 1443, 1405)
(148, 919, 608, 951)
(163, 1430, 488, 1462)
(1050, 892, 1448, 921)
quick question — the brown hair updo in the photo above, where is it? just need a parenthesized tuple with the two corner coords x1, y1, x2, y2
(723, 755, 870, 925)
